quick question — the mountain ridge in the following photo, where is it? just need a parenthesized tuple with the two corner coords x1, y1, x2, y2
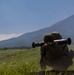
(0, 15, 74, 48)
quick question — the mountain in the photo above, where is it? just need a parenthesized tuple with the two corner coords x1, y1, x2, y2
(0, 15, 74, 48)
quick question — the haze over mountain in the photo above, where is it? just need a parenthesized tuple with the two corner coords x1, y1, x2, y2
(0, 15, 74, 48)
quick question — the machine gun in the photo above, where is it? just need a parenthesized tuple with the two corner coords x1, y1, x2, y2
(32, 38, 71, 48)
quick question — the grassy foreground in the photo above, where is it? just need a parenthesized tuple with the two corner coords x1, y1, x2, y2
(0, 48, 40, 75)
(0, 46, 74, 75)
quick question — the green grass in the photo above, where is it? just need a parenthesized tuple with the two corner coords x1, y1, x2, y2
(68, 45, 74, 50)
(0, 48, 40, 75)
(0, 46, 74, 75)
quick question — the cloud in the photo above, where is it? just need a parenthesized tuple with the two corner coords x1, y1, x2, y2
(0, 34, 22, 41)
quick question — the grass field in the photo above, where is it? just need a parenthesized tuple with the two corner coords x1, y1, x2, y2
(0, 46, 74, 75)
(0, 48, 40, 75)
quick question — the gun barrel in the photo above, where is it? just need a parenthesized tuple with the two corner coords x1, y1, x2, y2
(32, 42, 44, 48)
(32, 38, 71, 48)
(54, 38, 71, 45)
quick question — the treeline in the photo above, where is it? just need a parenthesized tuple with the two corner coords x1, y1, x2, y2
(0, 46, 32, 50)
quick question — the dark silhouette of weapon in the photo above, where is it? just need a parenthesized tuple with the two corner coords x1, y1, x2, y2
(32, 38, 71, 48)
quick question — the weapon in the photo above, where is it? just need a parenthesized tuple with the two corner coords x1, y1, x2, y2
(32, 38, 71, 48)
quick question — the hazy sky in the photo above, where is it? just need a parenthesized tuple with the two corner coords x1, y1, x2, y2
(0, 0, 74, 40)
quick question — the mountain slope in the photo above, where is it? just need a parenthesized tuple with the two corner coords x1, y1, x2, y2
(0, 15, 74, 48)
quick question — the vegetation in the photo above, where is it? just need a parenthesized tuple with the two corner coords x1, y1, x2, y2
(0, 48, 40, 75)
(0, 46, 74, 75)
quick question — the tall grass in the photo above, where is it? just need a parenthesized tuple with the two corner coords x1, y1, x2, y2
(0, 48, 40, 75)
(0, 47, 74, 75)
(0, 61, 39, 75)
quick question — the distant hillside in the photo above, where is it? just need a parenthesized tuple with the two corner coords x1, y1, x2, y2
(0, 15, 74, 48)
